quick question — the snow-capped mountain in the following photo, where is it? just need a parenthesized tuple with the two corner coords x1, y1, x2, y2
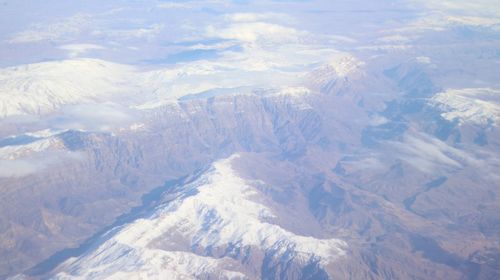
(48, 155, 346, 279)
(0, 59, 136, 117)
(306, 54, 365, 94)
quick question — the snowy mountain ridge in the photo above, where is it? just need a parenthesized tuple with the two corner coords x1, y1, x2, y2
(47, 155, 346, 279)
(0, 59, 135, 117)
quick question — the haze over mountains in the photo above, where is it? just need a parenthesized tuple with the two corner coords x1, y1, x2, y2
(0, 0, 499, 279)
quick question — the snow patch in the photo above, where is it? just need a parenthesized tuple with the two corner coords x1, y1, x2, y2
(0, 138, 61, 160)
(307, 54, 364, 90)
(431, 88, 500, 126)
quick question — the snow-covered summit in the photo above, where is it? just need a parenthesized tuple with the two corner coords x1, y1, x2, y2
(0, 59, 135, 117)
(306, 54, 365, 93)
(49, 155, 347, 279)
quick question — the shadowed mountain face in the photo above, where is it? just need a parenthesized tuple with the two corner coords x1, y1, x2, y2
(1, 1, 500, 279)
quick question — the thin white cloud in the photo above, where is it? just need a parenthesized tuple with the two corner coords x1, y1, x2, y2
(0, 149, 84, 178)
(387, 132, 474, 173)
(376, 34, 413, 43)
(418, 0, 500, 17)
(206, 22, 303, 45)
(100, 24, 164, 40)
(0, 159, 41, 177)
(224, 12, 290, 23)
(415, 56, 431, 64)
(157, 2, 192, 9)
(8, 13, 93, 43)
(59, 44, 105, 58)
(401, 0, 500, 33)
(51, 103, 137, 132)
(156, 0, 228, 10)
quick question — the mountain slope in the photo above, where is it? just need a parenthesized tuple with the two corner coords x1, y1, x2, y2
(47, 155, 346, 280)
(0, 59, 136, 117)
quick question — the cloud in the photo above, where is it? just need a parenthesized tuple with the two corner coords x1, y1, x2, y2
(0, 150, 84, 178)
(376, 34, 413, 43)
(224, 12, 289, 23)
(400, 1, 500, 33)
(418, 0, 500, 17)
(387, 132, 474, 173)
(50, 103, 137, 132)
(410, 13, 499, 31)
(206, 22, 302, 44)
(325, 35, 357, 44)
(415, 56, 431, 64)
(205, 12, 304, 46)
(7, 10, 164, 45)
(8, 13, 93, 43)
(369, 115, 389, 126)
(157, 2, 192, 9)
(0, 159, 40, 177)
(59, 44, 105, 58)
(156, 0, 226, 10)
(96, 24, 164, 40)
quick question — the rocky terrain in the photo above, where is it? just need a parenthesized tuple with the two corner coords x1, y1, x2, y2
(0, 0, 499, 279)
